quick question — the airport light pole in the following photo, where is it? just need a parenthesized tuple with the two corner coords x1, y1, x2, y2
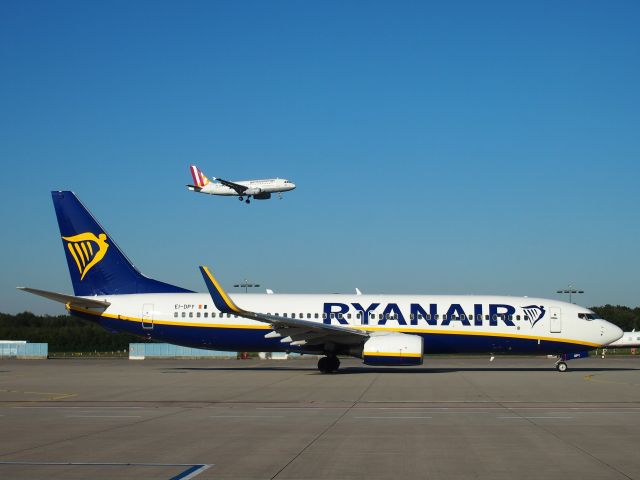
(234, 280, 260, 293)
(556, 284, 584, 304)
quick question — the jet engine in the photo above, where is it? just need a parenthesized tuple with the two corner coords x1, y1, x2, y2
(362, 332, 423, 366)
(253, 192, 272, 200)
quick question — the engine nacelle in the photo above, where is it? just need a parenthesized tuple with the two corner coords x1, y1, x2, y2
(253, 192, 271, 200)
(362, 332, 423, 366)
(244, 187, 262, 195)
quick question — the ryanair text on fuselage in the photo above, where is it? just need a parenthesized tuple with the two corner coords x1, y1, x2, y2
(323, 302, 545, 327)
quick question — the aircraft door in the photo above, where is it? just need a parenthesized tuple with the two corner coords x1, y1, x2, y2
(549, 307, 561, 333)
(142, 303, 154, 330)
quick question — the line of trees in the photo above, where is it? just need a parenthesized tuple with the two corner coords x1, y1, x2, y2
(0, 312, 143, 352)
(591, 305, 640, 332)
(1, 305, 639, 353)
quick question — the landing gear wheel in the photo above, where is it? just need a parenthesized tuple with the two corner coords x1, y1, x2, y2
(318, 356, 340, 373)
(239, 196, 243, 201)
(328, 356, 340, 372)
(245, 198, 251, 204)
(318, 357, 330, 373)
(556, 361, 568, 372)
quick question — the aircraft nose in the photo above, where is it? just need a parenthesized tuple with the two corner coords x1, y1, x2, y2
(290, 183, 296, 190)
(601, 320, 623, 345)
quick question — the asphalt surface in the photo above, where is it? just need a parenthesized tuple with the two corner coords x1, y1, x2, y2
(1, 356, 639, 479)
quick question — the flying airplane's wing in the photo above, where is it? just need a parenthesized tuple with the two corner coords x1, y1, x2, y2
(199, 266, 368, 347)
(17, 287, 111, 308)
(215, 178, 249, 194)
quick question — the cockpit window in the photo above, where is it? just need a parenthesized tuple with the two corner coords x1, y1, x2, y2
(578, 312, 600, 320)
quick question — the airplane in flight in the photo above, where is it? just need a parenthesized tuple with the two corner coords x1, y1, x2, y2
(186, 165, 295, 203)
(19, 192, 623, 373)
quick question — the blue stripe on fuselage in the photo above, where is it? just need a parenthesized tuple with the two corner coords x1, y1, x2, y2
(70, 309, 596, 356)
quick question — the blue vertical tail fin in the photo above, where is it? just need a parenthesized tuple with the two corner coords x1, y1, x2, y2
(52, 191, 192, 296)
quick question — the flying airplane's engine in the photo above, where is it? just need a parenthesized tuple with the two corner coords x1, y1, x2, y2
(253, 192, 271, 200)
(361, 332, 423, 366)
(244, 187, 262, 196)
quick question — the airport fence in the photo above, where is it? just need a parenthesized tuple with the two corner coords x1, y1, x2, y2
(129, 343, 237, 359)
(0, 342, 48, 359)
(48, 351, 129, 358)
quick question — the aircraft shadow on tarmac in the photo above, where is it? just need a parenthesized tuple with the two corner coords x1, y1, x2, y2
(163, 365, 640, 374)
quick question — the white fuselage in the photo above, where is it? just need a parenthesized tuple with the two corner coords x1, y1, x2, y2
(606, 331, 640, 348)
(201, 179, 295, 196)
(69, 293, 623, 355)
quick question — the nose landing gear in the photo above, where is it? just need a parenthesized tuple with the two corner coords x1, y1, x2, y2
(554, 351, 589, 372)
(556, 361, 568, 372)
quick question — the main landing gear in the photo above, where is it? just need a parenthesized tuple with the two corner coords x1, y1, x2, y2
(556, 361, 568, 372)
(239, 196, 251, 204)
(318, 356, 340, 373)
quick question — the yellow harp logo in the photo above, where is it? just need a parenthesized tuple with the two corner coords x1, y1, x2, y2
(62, 232, 109, 280)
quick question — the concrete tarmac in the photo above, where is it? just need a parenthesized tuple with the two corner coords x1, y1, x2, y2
(0, 356, 639, 479)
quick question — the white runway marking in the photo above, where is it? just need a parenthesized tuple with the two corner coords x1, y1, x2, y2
(355, 416, 432, 419)
(66, 415, 142, 418)
(12, 406, 144, 409)
(209, 415, 285, 418)
(256, 407, 326, 410)
(498, 416, 573, 419)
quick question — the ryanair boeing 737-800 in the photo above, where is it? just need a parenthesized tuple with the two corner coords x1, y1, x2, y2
(186, 165, 295, 203)
(19, 192, 622, 373)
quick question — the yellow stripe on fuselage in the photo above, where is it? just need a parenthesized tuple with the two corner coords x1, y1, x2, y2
(352, 325, 602, 348)
(68, 305, 269, 330)
(66, 306, 602, 348)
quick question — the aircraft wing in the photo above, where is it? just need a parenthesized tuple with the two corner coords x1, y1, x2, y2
(215, 178, 249, 194)
(17, 287, 111, 309)
(199, 266, 368, 347)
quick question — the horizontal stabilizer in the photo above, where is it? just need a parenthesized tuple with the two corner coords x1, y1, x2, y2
(17, 287, 111, 308)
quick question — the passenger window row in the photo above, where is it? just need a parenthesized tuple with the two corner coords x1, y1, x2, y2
(170, 311, 527, 321)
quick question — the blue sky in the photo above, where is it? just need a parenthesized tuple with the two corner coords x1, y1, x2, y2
(1, 1, 639, 314)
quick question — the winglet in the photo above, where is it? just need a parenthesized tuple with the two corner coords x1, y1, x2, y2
(199, 266, 242, 314)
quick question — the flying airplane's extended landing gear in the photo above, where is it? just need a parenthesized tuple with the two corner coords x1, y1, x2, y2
(556, 361, 568, 372)
(318, 355, 340, 373)
(245, 197, 251, 204)
(239, 196, 243, 201)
